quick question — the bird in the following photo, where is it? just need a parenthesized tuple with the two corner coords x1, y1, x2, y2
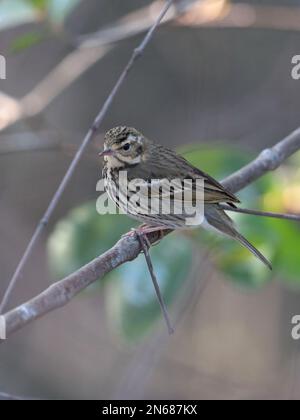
(99, 126, 272, 270)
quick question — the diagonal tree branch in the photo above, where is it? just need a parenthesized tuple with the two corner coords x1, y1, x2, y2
(2, 126, 300, 340)
(0, 0, 175, 315)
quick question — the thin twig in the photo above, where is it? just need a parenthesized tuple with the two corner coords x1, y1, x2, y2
(2, 126, 300, 340)
(136, 232, 174, 335)
(0, 0, 175, 315)
(220, 205, 300, 221)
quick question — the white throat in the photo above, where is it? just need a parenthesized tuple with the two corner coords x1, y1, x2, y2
(106, 154, 141, 167)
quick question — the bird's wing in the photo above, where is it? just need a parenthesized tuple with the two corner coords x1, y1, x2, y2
(169, 152, 240, 205)
(128, 145, 240, 205)
(154, 148, 240, 205)
(127, 173, 239, 206)
(192, 167, 240, 204)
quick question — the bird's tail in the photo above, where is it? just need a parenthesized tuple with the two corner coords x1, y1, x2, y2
(231, 229, 272, 270)
(204, 205, 272, 270)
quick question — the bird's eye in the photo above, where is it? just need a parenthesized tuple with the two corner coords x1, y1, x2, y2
(122, 143, 131, 151)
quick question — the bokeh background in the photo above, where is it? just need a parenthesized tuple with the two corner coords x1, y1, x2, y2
(1, 0, 300, 400)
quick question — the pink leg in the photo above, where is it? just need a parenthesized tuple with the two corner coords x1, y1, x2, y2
(126, 225, 174, 335)
(123, 224, 168, 246)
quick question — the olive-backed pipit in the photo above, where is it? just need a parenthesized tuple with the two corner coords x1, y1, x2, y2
(100, 126, 271, 269)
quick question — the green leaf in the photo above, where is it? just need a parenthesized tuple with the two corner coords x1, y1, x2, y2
(47, 0, 81, 24)
(0, 0, 38, 31)
(26, 0, 47, 11)
(10, 31, 45, 53)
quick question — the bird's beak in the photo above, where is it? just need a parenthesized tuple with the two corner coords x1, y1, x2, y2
(99, 148, 114, 157)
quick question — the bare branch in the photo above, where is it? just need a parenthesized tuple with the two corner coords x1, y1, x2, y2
(0, 0, 175, 315)
(2, 126, 300, 340)
(222, 127, 300, 193)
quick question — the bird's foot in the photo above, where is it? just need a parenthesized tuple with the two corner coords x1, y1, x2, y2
(122, 224, 167, 247)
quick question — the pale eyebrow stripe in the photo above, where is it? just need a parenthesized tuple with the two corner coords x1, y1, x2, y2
(117, 138, 135, 148)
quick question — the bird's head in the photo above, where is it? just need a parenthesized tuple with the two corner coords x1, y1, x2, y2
(100, 126, 148, 168)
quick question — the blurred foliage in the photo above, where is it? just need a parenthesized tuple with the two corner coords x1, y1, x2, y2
(0, 0, 81, 31)
(27, 0, 48, 11)
(10, 30, 45, 52)
(0, 0, 38, 31)
(47, 0, 81, 25)
(262, 151, 300, 286)
(48, 144, 300, 341)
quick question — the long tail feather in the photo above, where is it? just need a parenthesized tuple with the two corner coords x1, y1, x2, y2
(204, 205, 272, 270)
(232, 230, 272, 270)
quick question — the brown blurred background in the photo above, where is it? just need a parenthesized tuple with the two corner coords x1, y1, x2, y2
(1, 0, 300, 400)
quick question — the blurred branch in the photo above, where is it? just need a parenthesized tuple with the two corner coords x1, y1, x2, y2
(78, 0, 199, 48)
(177, 2, 300, 31)
(0, 0, 193, 132)
(2, 126, 300, 339)
(20, 45, 112, 119)
(79, 0, 300, 46)
(0, 92, 22, 131)
(0, 45, 112, 131)
(2, 0, 300, 132)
